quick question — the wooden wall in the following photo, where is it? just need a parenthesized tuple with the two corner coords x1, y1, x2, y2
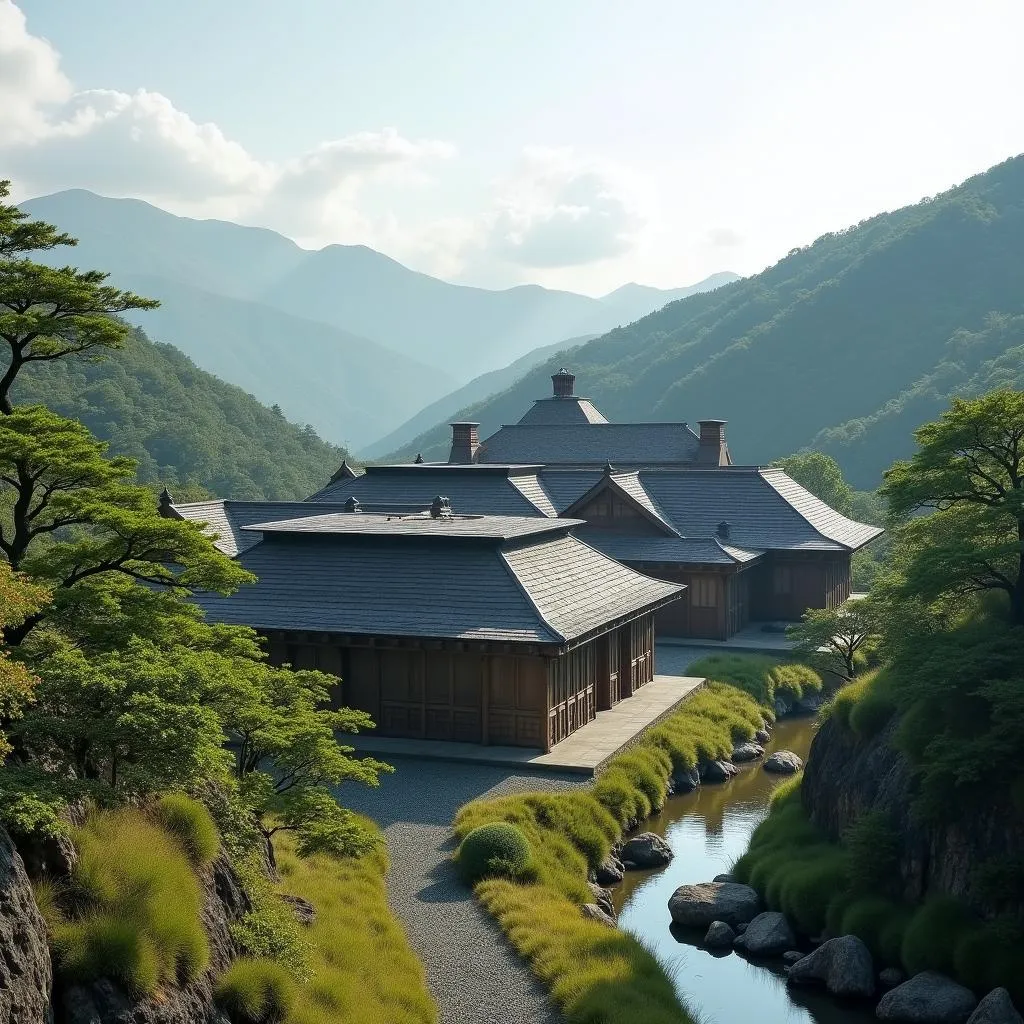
(750, 552, 851, 621)
(573, 492, 667, 535)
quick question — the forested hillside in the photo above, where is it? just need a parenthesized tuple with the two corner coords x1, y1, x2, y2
(13, 325, 344, 500)
(387, 156, 1024, 486)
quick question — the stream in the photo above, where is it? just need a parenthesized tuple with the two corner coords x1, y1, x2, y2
(612, 716, 878, 1024)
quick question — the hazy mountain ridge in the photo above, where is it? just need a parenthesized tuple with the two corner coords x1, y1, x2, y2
(382, 155, 1024, 485)
(22, 190, 737, 443)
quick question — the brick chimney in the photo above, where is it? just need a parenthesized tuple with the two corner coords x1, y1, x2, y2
(697, 420, 730, 466)
(551, 368, 575, 398)
(448, 422, 480, 464)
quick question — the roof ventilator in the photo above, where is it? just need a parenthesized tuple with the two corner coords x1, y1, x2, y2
(717, 521, 731, 540)
(430, 495, 453, 519)
(344, 497, 362, 513)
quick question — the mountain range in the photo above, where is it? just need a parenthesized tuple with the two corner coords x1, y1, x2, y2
(21, 190, 737, 449)
(381, 154, 1024, 488)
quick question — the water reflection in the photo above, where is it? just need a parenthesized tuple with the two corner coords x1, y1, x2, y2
(613, 718, 876, 1024)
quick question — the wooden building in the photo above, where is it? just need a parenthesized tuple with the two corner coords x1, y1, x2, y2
(192, 505, 682, 750)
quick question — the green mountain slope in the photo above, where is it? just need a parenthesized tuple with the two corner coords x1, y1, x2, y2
(385, 155, 1024, 486)
(12, 326, 344, 500)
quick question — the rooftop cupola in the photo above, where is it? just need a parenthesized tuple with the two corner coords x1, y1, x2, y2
(158, 487, 174, 517)
(552, 368, 576, 398)
(448, 422, 480, 464)
(697, 420, 732, 467)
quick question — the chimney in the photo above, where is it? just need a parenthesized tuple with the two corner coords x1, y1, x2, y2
(344, 497, 362, 513)
(430, 495, 453, 519)
(551, 368, 575, 398)
(697, 419, 730, 466)
(448, 422, 480, 464)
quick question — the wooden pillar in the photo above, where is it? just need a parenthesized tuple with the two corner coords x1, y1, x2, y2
(481, 656, 490, 746)
(544, 659, 552, 754)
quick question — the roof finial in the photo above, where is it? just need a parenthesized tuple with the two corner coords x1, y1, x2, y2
(414, 453, 424, 464)
(344, 496, 362, 513)
(603, 461, 615, 476)
(158, 487, 174, 514)
(329, 460, 357, 484)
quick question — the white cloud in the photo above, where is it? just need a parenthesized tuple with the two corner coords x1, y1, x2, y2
(706, 227, 743, 248)
(482, 147, 646, 269)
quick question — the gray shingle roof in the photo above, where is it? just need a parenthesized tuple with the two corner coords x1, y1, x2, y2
(244, 512, 581, 541)
(479, 423, 701, 466)
(307, 466, 553, 516)
(171, 500, 354, 557)
(194, 530, 683, 646)
(516, 397, 609, 426)
(578, 532, 764, 565)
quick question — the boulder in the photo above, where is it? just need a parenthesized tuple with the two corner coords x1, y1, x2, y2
(703, 920, 735, 949)
(732, 742, 765, 763)
(668, 881, 761, 928)
(774, 695, 793, 718)
(787, 935, 875, 998)
(876, 971, 978, 1023)
(587, 882, 615, 920)
(280, 893, 316, 926)
(0, 827, 52, 1024)
(702, 760, 740, 783)
(672, 766, 701, 794)
(783, 950, 803, 965)
(736, 922, 749, 934)
(755, 728, 772, 744)
(764, 750, 804, 775)
(581, 903, 616, 927)
(742, 911, 797, 956)
(967, 989, 1023, 1024)
(794, 693, 824, 714)
(620, 833, 673, 869)
(880, 968, 906, 989)
(712, 872, 735, 883)
(595, 854, 624, 886)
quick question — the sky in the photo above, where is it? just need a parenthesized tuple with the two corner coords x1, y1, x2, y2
(3, 0, 1024, 296)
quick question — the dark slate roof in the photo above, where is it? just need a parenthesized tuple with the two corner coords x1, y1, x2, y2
(516, 397, 608, 426)
(536, 470, 602, 510)
(193, 529, 683, 646)
(170, 500, 354, 557)
(244, 512, 581, 542)
(306, 465, 554, 516)
(478, 423, 702, 467)
(579, 532, 764, 565)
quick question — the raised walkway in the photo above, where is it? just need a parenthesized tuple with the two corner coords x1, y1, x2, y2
(349, 673, 705, 775)
(658, 620, 796, 653)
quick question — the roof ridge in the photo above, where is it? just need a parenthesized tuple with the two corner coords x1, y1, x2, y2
(497, 547, 567, 644)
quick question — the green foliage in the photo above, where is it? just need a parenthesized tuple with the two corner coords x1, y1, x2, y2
(686, 654, 821, 708)
(787, 599, 884, 682)
(900, 896, 975, 976)
(215, 958, 296, 1024)
(273, 824, 438, 1024)
(825, 667, 897, 739)
(457, 823, 534, 885)
(0, 563, 47, 756)
(153, 793, 220, 866)
(216, 661, 392, 858)
(772, 451, 854, 515)
(48, 808, 209, 995)
(881, 388, 1024, 624)
(844, 811, 901, 896)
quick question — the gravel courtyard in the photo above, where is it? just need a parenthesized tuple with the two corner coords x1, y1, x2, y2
(337, 645, 717, 1024)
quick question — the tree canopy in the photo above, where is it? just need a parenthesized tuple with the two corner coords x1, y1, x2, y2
(772, 451, 854, 515)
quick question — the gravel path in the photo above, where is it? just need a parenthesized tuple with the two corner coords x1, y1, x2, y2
(339, 757, 583, 1024)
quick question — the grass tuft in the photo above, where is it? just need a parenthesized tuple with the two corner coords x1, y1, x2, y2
(216, 957, 296, 1023)
(456, 822, 533, 885)
(685, 654, 821, 708)
(153, 793, 220, 866)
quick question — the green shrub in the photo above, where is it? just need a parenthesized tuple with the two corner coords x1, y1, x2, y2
(839, 897, 903, 962)
(953, 918, 1024, 1003)
(153, 793, 220, 866)
(844, 811, 901, 896)
(457, 823, 533, 885)
(829, 673, 873, 729)
(49, 808, 209, 994)
(847, 674, 897, 738)
(215, 957, 296, 1023)
(900, 896, 975, 975)
(770, 663, 822, 703)
(686, 653, 783, 706)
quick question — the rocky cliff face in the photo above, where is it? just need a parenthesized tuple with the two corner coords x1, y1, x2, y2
(0, 827, 52, 1024)
(802, 716, 1024, 921)
(60, 851, 250, 1024)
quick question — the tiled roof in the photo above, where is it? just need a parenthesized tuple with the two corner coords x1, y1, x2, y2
(244, 512, 581, 541)
(502, 536, 683, 640)
(306, 466, 554, 516)
(478, 423, 702, 466)
(170, 500, 353, 557)
(758, 469, 885, 550)
(193, 530, 683, 646)
(609, 472, 679, 534)
(507, 473, 558, 517)
(578, 532, 763, 565)
(516, 397, 609, 426)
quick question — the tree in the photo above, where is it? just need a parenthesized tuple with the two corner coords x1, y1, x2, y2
(787, 598, 882, 681)
(0, 564, 48, 757)
(881, 389, 1024, 625)
(0, 406, 251, 645)
(215, 662, 393, 858)
(0, 180, 158, 413)
(773, 451, 854, 515)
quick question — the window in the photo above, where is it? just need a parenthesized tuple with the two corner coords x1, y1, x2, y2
(691, 577, 717, 608)
(774, 566, 793, 595)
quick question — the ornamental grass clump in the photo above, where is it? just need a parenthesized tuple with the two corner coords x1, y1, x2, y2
(153, 793, 220, 866)
(215, 958, 296, 1023)
(457, 822, 534, 885)
(48, 807, 209, 995)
